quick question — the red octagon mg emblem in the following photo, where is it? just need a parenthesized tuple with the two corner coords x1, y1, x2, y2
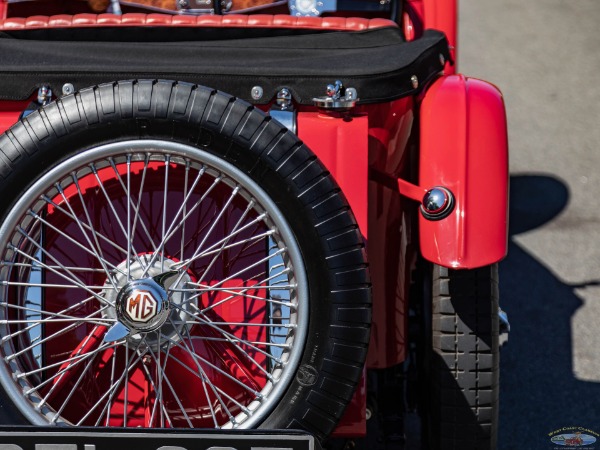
(125, 290, 158, 323)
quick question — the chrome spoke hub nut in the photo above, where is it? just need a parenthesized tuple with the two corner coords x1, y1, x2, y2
(116, 277, 170, 333)
(102, 254, 196, 348)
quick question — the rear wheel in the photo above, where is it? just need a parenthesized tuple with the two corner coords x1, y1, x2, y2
(422, 264, 499, 450)
(0, 80, 371, 439)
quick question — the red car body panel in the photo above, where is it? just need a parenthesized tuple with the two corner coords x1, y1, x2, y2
(419, 75, 509, 268)
(298, 112, 369, 236)
(301, 99, 420, 371)
(0, 101, 26, 135)
(404, 0, 457, 73)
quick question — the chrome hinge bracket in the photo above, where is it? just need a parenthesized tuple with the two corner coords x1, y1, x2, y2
(269, 88, 297, 134)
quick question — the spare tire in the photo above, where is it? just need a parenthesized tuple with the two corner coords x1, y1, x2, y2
(0, 80, 371, 440)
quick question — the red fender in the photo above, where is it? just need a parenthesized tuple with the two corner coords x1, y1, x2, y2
(419, 74, 509, 268)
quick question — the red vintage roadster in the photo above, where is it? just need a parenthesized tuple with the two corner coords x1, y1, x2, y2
(0, 0, 509, 449)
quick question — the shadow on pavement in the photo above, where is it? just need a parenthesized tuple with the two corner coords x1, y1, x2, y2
(499, 174, 600, 449)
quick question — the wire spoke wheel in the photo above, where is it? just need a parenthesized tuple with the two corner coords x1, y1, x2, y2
(0, 141, 308, 429)
(0, 81, 371, 439)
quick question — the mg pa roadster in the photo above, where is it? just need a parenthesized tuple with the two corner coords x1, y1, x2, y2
(0, 0, 509, 448)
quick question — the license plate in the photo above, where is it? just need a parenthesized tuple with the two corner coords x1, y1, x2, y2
(0, 428, 316, 450)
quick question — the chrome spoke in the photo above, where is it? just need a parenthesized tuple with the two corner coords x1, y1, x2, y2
(1, 296, 99, 343)
(1, 318, 113, 325)
(180, 249, 286, 307)
(172, 212, 267, 271)
(135, 350, 176, 428)
(186, 268, 292, 312)
(58, 179, 118, 290)
(141, 343, 191, 427)
(89, 161, 144, 277)
(1, 262, 107, 273)
(8, 244, 112, 308)
(172, 303, 283, 365)
(99, 345, 118, 427)
(160, 154, 170, 271)
(187, 229, 273, 261)
(183, 335, 290, 349)
(77, 342, 145, 426)
(8, 318, 92, 362)
(187, 281, 293, 307)
(161, 332, 262, 398)
(18, 340, 117, 380)
(126, 155, 132, 280)
(150, 332, 169, 428)
(31, 333, 118, 401)
(192, 196, 254, 288)
(168, 318, 237, 426)
(130, 153, 150, 261)
(108, 157, 158, 251)
(123, 340, 129, 426)
(2, 281, 110, 290)
(14, 226, 107, 293)
(194, 309, 282, 366)
(140, 168, 215, 279)
(27, 208, 127, 277)
(178, 321, 237, 426)
(180, 160, 190, 262)
(51, 343, 104, 423)
(158, 349, 220, 427)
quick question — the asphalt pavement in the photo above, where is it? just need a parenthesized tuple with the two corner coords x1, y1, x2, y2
(459, 1, 600, 448)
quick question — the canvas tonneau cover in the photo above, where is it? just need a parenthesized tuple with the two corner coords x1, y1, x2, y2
(0, 26, 450, 105)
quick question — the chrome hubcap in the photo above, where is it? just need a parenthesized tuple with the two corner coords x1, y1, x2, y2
(102, 255, 195, 348)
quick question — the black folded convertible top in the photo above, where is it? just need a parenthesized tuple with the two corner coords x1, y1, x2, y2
(0, 26, 450, 104)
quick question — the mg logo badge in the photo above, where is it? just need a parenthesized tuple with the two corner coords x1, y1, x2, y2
(125, 290, 157, 323)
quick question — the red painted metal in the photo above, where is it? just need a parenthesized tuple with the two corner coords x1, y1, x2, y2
(404, 0, 456, 73)
(364, 98, 418, 369)
(402, 0, 424, 41)
(423, 0, 457, 71)
(0, 100, 27, 135)
(297, 112, 369, 236)
(397, 178, 427, 203)
(0, 0, 6, 21)
(419, 74, 509, 269)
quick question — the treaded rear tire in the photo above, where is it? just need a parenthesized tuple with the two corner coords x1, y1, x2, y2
(425, 264, 500, 450)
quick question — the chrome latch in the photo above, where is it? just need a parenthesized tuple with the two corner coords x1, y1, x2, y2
(313, 80, 359, 111)
(37, 86, 52, 106)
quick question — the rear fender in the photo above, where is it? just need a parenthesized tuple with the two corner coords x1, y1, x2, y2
(419, 74, 508, 268)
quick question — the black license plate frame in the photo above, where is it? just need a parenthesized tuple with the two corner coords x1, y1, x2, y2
(0, 428, 316, 450)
